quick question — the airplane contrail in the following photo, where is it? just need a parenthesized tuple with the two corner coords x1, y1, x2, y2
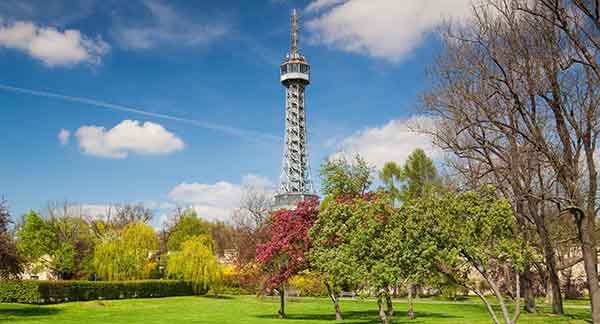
(0, 83, 280, 143)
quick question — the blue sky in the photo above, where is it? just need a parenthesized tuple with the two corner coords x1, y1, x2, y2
(0, 0, 473, 225)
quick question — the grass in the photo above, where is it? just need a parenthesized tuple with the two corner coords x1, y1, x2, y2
(0, 295, 592, 324)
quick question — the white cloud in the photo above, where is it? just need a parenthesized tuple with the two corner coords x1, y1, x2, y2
(167, 174, 273, 222)
(74, 120, 185, 159)
(306, 0, 347, 12)
(58, 128, 70, 145)
(334, 115, 441, 169)
(112, 0, 229, 50)
(305, 0, 473, 62)
(0, 21, 109, 66)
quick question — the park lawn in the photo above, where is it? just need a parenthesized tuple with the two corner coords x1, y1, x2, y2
(0, 295, 591, 324)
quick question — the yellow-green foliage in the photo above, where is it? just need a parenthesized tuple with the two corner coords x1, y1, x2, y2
(166, 235, 221, 293)
(289, 271, 327, 297)
(93, 222, 158, 281)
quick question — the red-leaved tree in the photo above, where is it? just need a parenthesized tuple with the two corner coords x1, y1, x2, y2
(256, 198, 319, 318)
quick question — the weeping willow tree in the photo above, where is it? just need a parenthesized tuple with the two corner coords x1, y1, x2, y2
(93, 222, 158, 281)
(166, 235, 221, 294)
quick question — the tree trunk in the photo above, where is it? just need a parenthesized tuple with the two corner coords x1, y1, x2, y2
(325, 282, 343, 321)
(278, 285, 285, 318)
(385, 293, 394, 317)
(522, 269, 536, 313)
(577, 210, 600, 324)
(528, 202, 563, 315)
(407, 283, 414, 320)
(377, 295, 390, 324)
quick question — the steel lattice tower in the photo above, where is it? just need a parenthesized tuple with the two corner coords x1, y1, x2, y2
(274, 9, 318, 209)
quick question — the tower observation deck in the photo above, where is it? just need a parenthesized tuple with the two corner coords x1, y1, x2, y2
(274, 9, 318, 209)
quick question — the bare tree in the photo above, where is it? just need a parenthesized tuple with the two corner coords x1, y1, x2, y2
(231, 181, 274, 265)
(87, 203, 153, 239)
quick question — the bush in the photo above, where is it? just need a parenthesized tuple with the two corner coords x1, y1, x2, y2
(288, 272, 327, 297)
(0, 280, 204, 304)
(0, 280, 41, 303)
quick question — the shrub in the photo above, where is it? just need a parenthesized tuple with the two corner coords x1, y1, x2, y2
(289, 272, 327, 297)
(0, 280, 41, 303)
(0, 280, 204, 304)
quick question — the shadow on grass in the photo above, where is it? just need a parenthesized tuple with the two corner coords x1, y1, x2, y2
(257, 310, 457, 324)
(200, 295, 235, 300)
(562, 312, 592, 323)
(0, 306, 62, 318)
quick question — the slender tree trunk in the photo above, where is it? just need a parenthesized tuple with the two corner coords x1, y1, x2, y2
(578, 210, 600, 324)
(325, 282, 343, 321)
(528, 202, 563, 314)
(522, 269, 536, 313)
(278, 285, 285, 318)
(385, 293, 394, 317)
(407, 283, 414, 320)
(377, 294, 390, 324)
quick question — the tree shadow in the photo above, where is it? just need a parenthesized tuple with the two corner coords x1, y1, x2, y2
(256, 310, 457, 323)
(199, 295, 235, 300)
(562, 312, 592, 323)
(0, 306, 62, 318)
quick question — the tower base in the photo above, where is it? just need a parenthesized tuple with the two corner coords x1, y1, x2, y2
(273, 192, 319, 211)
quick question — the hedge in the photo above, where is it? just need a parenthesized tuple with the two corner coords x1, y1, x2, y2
(0, 280, 204, 304)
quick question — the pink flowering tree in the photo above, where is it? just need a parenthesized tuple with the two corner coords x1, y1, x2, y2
(256, 198, 319, 318)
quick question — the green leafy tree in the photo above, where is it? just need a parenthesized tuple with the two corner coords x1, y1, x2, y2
(321, 155, 372, 198)
(166, 235, 220, 293)
(167, 210, 209, 252)
(379, 149, 438, 203)
(51, 242, 76, 277)
(415, 187, 525, 324)
(379, 149, 439, 318)
(17, 211, 54, 271)
(93, 222, 158, 280)
(309, 156, 374, 321)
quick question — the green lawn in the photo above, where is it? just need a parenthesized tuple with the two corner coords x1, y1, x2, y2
(0, 296, 591, 324)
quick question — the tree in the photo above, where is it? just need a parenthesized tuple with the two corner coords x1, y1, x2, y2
(166, 209, 208, 252)
(88, 203, 153, 240)
(45, 202, 95, 279)
(93, 222, 158, 280)
(256, 198, 319, 318)
(419, 0, 600, 314)
(17, 211, 54, 269)
(344, 194, 399, 324)
(166, 235, 220, 294)
(309, 156, 374, 321)
(417, 187, 525, 324)
(321, 155, 372, 198)
(231, 179, 274, 269)
(206, 221, 236, 257)
(379, 149, 439, 319)
(0, 197, 21, 278)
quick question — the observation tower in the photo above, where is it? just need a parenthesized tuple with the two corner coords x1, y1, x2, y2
(274, 9, 318, 209)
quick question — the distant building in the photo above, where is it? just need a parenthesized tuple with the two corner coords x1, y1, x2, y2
(217, 249, 238, 265)
(21, 254, 56, 281)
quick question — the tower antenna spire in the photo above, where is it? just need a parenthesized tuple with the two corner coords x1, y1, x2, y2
(290, 8, 299, 57)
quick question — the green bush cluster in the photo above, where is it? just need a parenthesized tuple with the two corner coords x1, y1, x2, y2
(0, 281, 41, 303)
(0, 280, 205, 304)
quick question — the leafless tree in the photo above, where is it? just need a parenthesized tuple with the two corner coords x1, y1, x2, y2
(231, 181, 274, 265)
(87, 203, 153, 239)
